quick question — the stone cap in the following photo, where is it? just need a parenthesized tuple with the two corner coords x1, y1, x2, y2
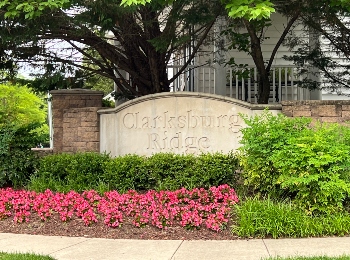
(282, 100, 350, 106)
(98, 91, 282, 114)
(50, 88, 104, 96)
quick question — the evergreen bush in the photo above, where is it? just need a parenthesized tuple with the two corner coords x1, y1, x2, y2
(29, 152, 240, 193)
(0, 123, 42, 187)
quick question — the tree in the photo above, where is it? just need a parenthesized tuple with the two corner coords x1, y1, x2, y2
(0, 83, 48, 145)
(0, 83, 47, 127)
(0, 83, 48, 187)
(1, 0, 223, 98)
(80, 48, 114, 95)
(127, 0, 350, 103)
(127, 0, 302, 103)
(6, 0, 350, 103)
(223, 1, 303, 103)
(0, 0, 69, 81)
(283, 0, 350, 94)
(223, 0, 350, 102)
(126, 0, 276, 20)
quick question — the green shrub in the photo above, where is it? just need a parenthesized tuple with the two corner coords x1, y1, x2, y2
(0, 83, 49, 188)
(232, 198, 350, 238)
(239, 110, 350, 214)
(239, 110, 311, 197)
(0, 123, 42, 188)
(29, 152, 111, 193)
(29, 152, 240, 193)
(272, 123, 350, 214)
(103, 154, 149, 193)
(194, 152, 239, 189)
(145, 153, 195, 191)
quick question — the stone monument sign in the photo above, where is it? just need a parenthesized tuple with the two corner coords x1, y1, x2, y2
(98, 92, 281, 157)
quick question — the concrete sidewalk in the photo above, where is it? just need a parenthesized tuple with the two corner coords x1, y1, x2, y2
(1, 233, 350, 260)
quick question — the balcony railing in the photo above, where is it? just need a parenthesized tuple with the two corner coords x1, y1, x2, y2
(167, 65, 311, 104)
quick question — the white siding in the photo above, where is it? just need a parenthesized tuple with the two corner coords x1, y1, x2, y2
(196, 13, 306, 67)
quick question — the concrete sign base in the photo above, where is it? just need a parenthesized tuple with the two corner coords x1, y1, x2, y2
(98, 92, 281, 157)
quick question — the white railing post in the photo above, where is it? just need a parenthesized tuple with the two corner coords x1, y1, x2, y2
(254, 68, 257, 103)
(278, 67, 282, 102)
(292, 67, 296, 100)
(229, 68, 233, 98)
(284, 68, 288, 101)
(272, 68, 276, 103)
(248, 71, 252, 103)
(166, 64, 311, 103)
(48, 92, 53, 148)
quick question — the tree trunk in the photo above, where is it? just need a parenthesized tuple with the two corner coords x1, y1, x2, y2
(257, 74, 271, 104)
(243, 19, 271, 104)
(148, 50, 170, 94)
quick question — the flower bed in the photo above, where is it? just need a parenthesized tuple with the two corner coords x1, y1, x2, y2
(0, 185, 239, 231)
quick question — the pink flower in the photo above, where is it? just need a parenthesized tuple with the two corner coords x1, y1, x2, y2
(0, 185, 239, 231)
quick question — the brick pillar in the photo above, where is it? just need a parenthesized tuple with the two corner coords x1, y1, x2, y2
(281, 100, 350, 124)
(51, 89, 104, 153)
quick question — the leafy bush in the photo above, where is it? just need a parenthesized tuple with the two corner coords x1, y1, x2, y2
(0, 123, 42, 188)
(29, 152, 240, 193)
(239, 110, 350, 214)
(0, 84, 47, 127)
(145, 153, 239, 191)
(0, 83, 49, 144)
(0, 83, 50, 188)
(272, 123, 350, 214)
(103, 154, 149, 193)
(232, 198, 350, 238)
(239, 110, 311, 197)
(29, 152, 111, 193)
(145, 153, 195, 191)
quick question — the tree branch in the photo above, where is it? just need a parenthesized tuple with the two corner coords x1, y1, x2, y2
(169, 18, 217, 83)
(266, 9, 301, 72)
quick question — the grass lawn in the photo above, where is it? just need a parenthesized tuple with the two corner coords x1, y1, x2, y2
(266, 256, 350, 260)
(0, 252, 56, 260)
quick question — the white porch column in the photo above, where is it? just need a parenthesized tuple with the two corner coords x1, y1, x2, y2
(214, 17, 227, 96)
(114, 71, 129, 107)
(47, 92, 53, 148)
(113, 39, 129, 106)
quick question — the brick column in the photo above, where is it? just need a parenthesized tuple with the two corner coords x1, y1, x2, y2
(51, 89, 104, 153)
(281, 100, 350, 124)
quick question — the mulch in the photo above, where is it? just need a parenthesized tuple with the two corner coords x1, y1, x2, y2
(0, 214, 239, 240)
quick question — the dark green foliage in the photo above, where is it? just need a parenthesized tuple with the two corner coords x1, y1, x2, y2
(144, 153, 195, 191)
(2, 0, 222, 97)
(194, 152, 239, 188)
(239, 110, 350, 214)
(29, 152, 111, 193)
(143, 152, 239, 191)
(0, 123, 42, 188)
(29, 152, 240, 193)
(103, 154, 149, 193)
(102, 99, 115, 108)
